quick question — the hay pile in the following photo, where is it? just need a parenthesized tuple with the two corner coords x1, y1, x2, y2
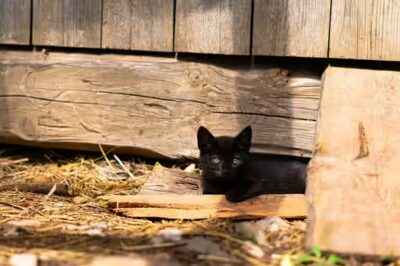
(0, 145, 392, 266)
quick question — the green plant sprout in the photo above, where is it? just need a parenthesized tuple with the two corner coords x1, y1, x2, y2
(294, 245, 345, 266)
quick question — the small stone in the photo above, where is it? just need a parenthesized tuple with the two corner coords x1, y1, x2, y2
(186, 237, 228, 257)
(3, 226, 19, 237)
(86, 228, 105, 236)
(234, 221, 266, 245)
(73, 196, 90, 204)
(255, 216, 290, 232)
(151, 228, 182, 244)
(241, 241, 265, 259)
(64, 222, 108, 236)
(10, 253, 38, 266)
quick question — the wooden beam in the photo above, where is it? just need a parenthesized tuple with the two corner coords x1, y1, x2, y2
(32, 0, 102, 48)
(307, 66, 400, 256)
(102, 0, 174, 52)
(0, 50, 320, 159)
(175, 0, 252, 55)
(330, 0, 400, 61)
(253, 0, 330, 57)
(100, 194, 307, 219)
(0, 0, 31, 45)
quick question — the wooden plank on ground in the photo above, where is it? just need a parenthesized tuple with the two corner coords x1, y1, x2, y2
(330, 0, 400, 61)
(102, 0, 174, 52)
(307, 66, 400, 256)
(175, 0, 252, 55)
(0, 50, 320, 159)
(0, 0, 31, 45)
(139, 166, 202, 195)
(100, 194, 307, 219)
(32, 0, 101, 48)
(252, 0, 330, 57)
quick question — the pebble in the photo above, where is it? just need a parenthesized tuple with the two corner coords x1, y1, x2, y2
(9, 253, 38, 266)
(234, 222, 266, 245)
(186, 237, 228, 257)
(241, 241, 265, 259)
(151, 228, 182, 244)
(255, 216, 290, 232)
(235, 216, 291, 245)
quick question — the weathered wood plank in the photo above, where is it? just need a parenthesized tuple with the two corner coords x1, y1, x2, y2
(307, 67, 400, 255)
(175, 0, 252, 55)
(0, 0, 31, 44)
(102, 0, 174, 52)
(330, 0, 400, 60)
(101, 194, 307, 219)
(253, 0, 330, 57)
(139, 166, 202, 195)
(32, 0, 102, 48)
(0, 50, 320, 159)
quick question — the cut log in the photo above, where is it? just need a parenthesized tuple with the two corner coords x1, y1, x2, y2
(0, 50, 320, 159)
(139, 166, 202, 195)
(306, 66, 400, 256)
(100, 194, 307, 219)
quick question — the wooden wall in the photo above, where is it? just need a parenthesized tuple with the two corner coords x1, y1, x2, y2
(0, 0, 31, 45)
(1, 0, 400, 60)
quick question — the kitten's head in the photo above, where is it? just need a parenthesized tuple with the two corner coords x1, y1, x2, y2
(197, 126, 252, 181)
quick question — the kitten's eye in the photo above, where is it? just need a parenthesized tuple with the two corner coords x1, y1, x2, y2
(232, 157, 241, 165)
(211, 157, 221, 164)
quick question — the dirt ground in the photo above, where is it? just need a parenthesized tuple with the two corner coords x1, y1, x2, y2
(0, 145, 396, 266)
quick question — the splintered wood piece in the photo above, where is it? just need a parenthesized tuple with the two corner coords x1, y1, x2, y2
(138, 166, 202, 195)
(100, 194, 307, 219)
(307, 66, 400, 256)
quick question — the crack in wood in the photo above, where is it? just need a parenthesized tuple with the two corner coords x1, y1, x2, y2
(353, 121, 369, 160)
(213, 111, 316, 121)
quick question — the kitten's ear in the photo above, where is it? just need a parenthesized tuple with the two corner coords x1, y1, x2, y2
(235, 126, 252, 151)
(197, 126, 216, 150)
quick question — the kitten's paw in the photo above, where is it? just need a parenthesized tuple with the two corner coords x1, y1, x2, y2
(225, 191, 246, 202)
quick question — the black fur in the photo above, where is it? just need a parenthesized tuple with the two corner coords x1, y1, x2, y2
(197, 126, 307, 202)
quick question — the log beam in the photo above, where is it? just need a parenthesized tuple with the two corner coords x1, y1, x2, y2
(0, 49, 320, 159)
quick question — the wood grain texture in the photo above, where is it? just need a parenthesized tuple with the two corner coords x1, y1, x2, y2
(330, 0, 400, 60)
(139, 166, 202, 195)
(102, 0, 174, 52)
(307, 67, 400, 255)
(253, 0, 330, 57)
(0, 0, 31, 44)
(32, 0, 101, 48)
(0, 50, 320, 159)
(175, 0, 251, 55)
(101, 194, 307, 219)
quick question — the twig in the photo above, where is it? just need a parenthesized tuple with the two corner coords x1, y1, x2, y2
(0, 158, 29, 166)
(197, 254, 241, 264)
(0, 200, 28, 211)
(113, 154, 135, 179)
(120, 240, 187, 251)
(43, 184, 57, 201)
(194, 231, 245, 245)
(232, 250, 268, 266)
(98, 144, 114, 170)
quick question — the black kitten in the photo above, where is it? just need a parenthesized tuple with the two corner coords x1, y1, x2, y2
(197, 126, 307, 202)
